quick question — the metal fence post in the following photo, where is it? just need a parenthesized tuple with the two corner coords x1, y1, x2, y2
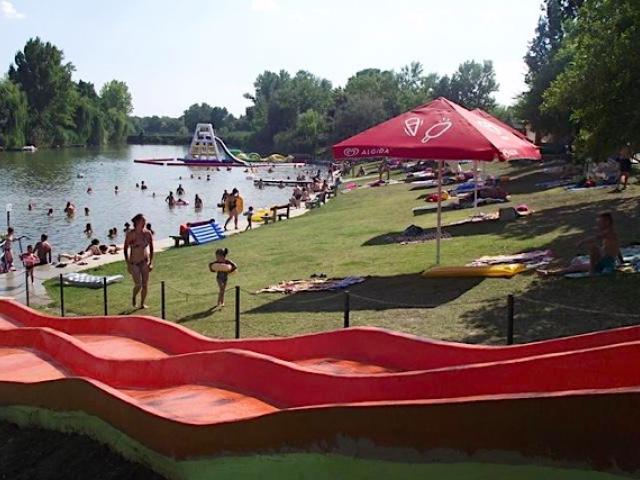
(59, 273, 65, 317)
(24, 270, 30, 307)
(103, 277, 108, 316)
(507, 294, 514, 345)
(235, 286, 240, 339)
(161, 281, 166, 319)
(343, 291, 350, 328)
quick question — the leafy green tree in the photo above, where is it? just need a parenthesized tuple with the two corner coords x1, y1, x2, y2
(100, 80, 133, 115)
(332, 92, 387, 142)
(0, 78, 28, 148)
(8, 37, 75, 145)
(517, 0, 584, 142)
(274, 109, 328, 156)
(397, 61, 438, 111)
(344, 68, 401, 117)
(244, 70, 331, 152)
(543, 0, 640, 157)
(434, 60, 498, 110)
(182, 103, 232, 132)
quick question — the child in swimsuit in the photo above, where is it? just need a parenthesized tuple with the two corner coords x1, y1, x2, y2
(208, 248, 237, 308)
(20, 245, 39, 283)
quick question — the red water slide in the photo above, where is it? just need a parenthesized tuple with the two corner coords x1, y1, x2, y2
(1, 298, 640, 475)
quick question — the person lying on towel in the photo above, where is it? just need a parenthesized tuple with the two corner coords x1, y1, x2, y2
(538, 212, 621, 277)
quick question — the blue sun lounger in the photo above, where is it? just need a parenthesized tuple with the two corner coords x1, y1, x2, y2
(187, 219, 226, 245)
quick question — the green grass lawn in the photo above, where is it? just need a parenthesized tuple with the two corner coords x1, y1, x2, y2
(43, 161, 640, 344)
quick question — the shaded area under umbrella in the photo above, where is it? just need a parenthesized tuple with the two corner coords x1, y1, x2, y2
(332, 97, 541, 264)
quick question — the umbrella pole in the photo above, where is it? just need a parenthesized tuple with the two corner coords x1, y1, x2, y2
(474, 160, 479, 212)
(436, 159, 444, 265)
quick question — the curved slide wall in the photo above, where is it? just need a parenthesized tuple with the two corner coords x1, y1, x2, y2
(1, 299, 640, 477)
(3, 298, 640, 373)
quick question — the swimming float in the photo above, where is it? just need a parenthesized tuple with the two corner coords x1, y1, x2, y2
(210, 262, 235, 273)
(251, 209, 270, 222)
(422, 264, 526, 278)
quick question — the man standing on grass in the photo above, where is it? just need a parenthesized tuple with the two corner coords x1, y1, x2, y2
(614, 145, 633, 191)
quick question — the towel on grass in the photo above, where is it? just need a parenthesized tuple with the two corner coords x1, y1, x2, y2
(468, 250, 554, 269)
(258, 276, 366, 294)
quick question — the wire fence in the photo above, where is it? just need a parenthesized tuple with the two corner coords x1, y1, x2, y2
(4, 270, 640, 344)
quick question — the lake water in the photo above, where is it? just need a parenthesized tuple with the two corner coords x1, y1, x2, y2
(0, 145, 312, 253)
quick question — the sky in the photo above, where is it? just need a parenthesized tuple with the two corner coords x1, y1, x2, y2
(0, 0, 542, 117)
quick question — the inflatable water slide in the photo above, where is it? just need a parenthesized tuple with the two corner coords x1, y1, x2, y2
(0, 297, 638, 479)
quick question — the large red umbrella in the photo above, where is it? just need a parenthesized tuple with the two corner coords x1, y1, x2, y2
(332, 97, 541, 264)
(333, 97, 539, 161)
(472, 108, 532, 143)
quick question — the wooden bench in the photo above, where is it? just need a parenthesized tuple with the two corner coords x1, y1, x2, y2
(270, 204, 291, 222)
(170, 235, 190, 247)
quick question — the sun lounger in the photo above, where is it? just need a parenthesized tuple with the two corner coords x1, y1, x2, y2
(188, 219, 225, 245)
(62, 273, 124, 288)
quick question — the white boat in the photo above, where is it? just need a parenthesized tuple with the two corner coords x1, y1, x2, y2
(22, 145, 37, 152)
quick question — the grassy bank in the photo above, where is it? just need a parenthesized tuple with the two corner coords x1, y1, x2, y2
(44, 161, 640, 344)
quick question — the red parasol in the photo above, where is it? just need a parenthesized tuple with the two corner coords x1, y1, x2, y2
(472, 108, 532, 143)
(332, 98, 541, 263)
(333, 98, 539, 162)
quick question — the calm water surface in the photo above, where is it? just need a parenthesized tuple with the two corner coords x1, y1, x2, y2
(0, 145, 311, 253)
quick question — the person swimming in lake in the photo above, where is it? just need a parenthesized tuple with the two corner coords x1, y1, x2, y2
(84, 223, 93, 236)
(124, 222, 131, 233)
(124, 213, 154, 309)
(141, 180, 148, 190)
(209, 248, 237, 308)
(165, 191, 176, 207)
(194, 194, 203, 210)
(84, 207, 90, 216)
(47, 208, 53, 217)
(114, 186, 119, 194)
(64, 201, 76, 217)
(176, 184, 185, 196)
(538, 212, 621, 277)
(145, 223, 155, 235)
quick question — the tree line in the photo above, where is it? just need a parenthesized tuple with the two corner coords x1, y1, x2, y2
(132, 59, 505, 156)
(8, 1, 636, 162)
(0, 38, 132, 149)
(517, 0, 640, 158)
(1, 37, 508, 155)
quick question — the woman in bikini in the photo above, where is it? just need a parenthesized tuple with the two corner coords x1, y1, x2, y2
(124, 213, 154, 309)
